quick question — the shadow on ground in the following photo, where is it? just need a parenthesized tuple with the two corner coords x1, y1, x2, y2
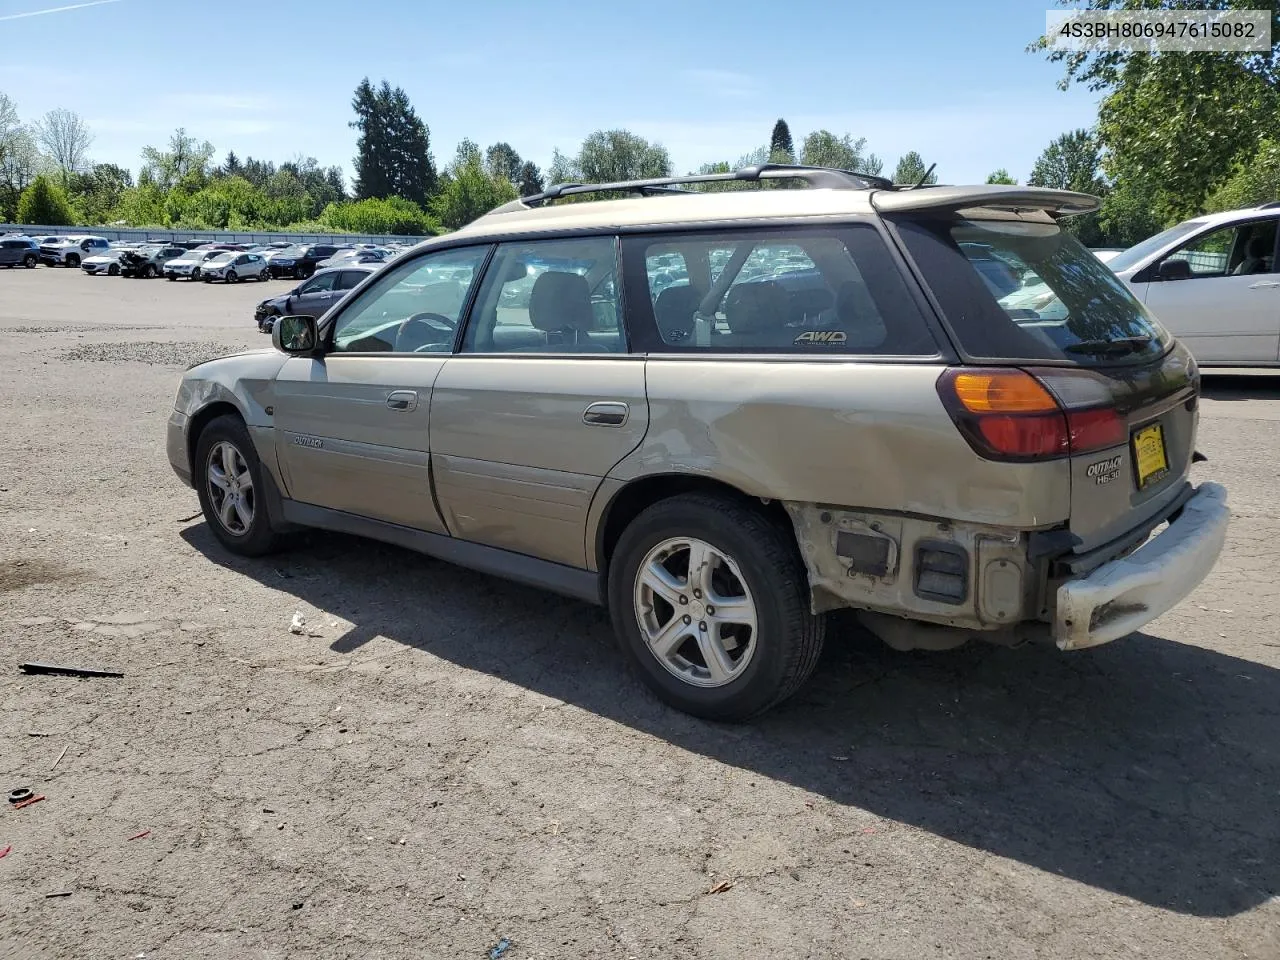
(1200, 372, 1280, 402)
(183, 524, 1279, 918)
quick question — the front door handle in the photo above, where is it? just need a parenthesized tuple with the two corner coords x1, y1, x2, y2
(1249, 280, 1280, 289)
(583, 401, 629, 427)
(386, 390, 418, 412)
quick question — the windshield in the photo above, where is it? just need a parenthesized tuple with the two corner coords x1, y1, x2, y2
(209, 252, 234, 263)
(897, 217, 1170, 367)
(1106, 220, 1207, 273)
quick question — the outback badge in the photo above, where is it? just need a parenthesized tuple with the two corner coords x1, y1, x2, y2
(794, 330, 847, 345)
(1086, 454, 1123, 485)
(292, 435, 324, 449)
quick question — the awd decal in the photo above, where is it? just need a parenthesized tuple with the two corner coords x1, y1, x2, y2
(292, 435, 324, 449)
(1086, 454, 1123, 485)
(794, 330, 848, 344)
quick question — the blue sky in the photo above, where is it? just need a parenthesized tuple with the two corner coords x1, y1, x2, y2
(0, 0, 1101, 186)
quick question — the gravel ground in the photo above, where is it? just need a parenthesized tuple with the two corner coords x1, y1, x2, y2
(0, 267, 1278, 960)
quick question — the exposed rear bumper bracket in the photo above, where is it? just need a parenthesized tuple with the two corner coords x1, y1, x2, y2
(1054, 482, 1229, 650)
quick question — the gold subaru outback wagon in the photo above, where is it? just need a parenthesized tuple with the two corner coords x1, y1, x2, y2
(167, 165, 1229, 721)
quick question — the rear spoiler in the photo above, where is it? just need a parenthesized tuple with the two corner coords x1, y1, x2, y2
(871, 185, 1100, 217)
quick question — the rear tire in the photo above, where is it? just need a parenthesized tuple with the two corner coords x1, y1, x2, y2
(607, 493, 824, 721)
(194, 415, 281, 557)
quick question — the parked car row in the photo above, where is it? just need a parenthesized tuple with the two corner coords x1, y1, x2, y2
(1, 233, 416, 281)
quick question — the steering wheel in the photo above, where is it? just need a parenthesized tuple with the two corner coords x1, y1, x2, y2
(395, 312, 457, 353)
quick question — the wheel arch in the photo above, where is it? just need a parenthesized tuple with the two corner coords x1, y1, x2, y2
(591, 473, 795, 587)
(186, 401, 244, 476)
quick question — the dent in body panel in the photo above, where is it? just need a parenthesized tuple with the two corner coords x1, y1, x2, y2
(176, 351, 290, 489)
(621, 360, 1071, 528)
(178, 350, 290, 428)
(786, 502, 1036, 631)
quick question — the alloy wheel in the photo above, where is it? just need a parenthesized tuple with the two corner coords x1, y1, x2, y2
(633, 536, 759, 688)
(205, 440, 255, 536)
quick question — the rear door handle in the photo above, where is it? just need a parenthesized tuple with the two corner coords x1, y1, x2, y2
(386, 390, 418, 411)
(583, 401, 629, 427)
(1249, 281, 1280, 289)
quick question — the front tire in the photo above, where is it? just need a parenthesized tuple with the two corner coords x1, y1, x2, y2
(65, 254, 80, 268)
(226, 269, 238, 283)
(194, 415, 280, 556)
(607, 493, 824, 721)
(23, 254, 36, 268)
(108, 263, 120, 276)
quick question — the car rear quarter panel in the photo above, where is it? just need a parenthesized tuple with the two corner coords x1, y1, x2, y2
(612, 359, 1071, 526)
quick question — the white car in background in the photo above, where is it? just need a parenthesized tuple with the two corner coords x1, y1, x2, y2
(81, 245, 131, 276)
(165, 249, 225, 281)
(200, 251, 271, 283)
(1107, 203, 1280, 366)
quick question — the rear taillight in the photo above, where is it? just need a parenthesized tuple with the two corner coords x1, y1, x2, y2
(938, 368, 1124, 462)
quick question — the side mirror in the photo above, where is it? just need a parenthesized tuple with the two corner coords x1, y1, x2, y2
(273, 314, 319, 355)
(1157, 259, 1192, 282)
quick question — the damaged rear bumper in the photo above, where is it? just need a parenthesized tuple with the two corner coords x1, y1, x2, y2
(1054, 482, 1229, 650)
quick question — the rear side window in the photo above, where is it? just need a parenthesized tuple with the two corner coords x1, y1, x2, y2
(621, 224, 937, 355)
(896, 218, 1171, 366)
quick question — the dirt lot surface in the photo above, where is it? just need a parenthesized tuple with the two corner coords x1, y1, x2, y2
(1, 267, 1278, 960)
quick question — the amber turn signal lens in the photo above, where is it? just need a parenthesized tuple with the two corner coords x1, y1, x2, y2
(950, 371, 1059, 414)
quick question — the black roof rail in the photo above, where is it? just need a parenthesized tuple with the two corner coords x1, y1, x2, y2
(492, 163, 896, 212)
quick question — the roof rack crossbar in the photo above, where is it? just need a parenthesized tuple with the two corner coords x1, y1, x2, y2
(494, 163, 896, 212)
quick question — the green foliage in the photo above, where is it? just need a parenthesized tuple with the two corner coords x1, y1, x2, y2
(1028, 129, 1109, 244)
(17, 173, 73, 225)
(140, 128, 215, 192)
(892, 151, 936, 185)
(430, 151, 517, 230)
(574, 129, 672, 183)
(1039, 1, 1280, 221)
(1205, 138, 1280, 212)
(351, 77, 437, 204)
(769, 119, 794, 163)
(800, 131, 867, 171)
(986, 168, 1017, 185)
(115, 182, 166, 226)
(68, 163, 133, 223)
(1028, 129, 1104, 192)
(1097, 176, 1167, 247)
(320, 196, 438, 235)
(485, 142, 523, 184)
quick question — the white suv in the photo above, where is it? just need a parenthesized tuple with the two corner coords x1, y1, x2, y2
(1108, 204, 1280, 366)
(39, 235, 110, 268)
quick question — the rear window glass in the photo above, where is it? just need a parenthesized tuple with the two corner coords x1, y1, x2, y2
(621, 224, 937, 355)
(896, 218, 1171, 366)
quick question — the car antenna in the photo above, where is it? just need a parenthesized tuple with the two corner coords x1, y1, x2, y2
(912, 163, 937, 190)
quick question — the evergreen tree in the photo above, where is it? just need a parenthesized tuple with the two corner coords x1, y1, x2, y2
(350, 77, 437, 204)
(769, 119, 794, 163)
(516, 161, 544, 197)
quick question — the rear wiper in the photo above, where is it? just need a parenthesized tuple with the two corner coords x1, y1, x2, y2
(1063, 336, 1153, 356)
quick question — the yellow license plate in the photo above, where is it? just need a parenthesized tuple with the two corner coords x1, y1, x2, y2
(1132, 422, 1169, 489)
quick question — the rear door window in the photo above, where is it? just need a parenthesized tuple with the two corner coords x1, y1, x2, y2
(895, 218, 1171, 366)
(621, 224, 938, 355)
